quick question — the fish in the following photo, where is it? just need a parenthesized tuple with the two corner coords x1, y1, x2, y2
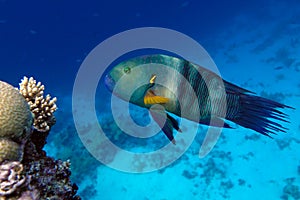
(105, 54, 293, 144)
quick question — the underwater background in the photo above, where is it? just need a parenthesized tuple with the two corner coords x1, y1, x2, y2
(1, 0, 300, 199)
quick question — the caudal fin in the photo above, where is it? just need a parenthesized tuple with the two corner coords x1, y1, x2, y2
(231, 94, 294, 137)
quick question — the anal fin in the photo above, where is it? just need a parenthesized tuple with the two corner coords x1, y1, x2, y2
(150, 107, 181, 144)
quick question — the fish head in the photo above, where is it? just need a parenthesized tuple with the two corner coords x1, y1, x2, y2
(105, 59, 154, 106)
(104, 60, 133, 93)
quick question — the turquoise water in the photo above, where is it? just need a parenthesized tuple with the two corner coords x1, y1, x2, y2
(1, 1, 300, 199)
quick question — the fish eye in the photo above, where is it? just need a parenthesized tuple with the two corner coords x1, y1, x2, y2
(124, 66, 131, 74)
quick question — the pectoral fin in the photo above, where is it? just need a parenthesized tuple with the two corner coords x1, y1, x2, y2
(144, 90, 169, 105)
(166, 113, 182, 133)
(150, 107, 181, 144)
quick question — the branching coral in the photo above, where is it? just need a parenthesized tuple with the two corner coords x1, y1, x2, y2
(18, 77, 57, 132)
(0, 161, 26, 196)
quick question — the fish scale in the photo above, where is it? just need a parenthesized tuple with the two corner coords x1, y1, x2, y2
(105, 54, 294, 142)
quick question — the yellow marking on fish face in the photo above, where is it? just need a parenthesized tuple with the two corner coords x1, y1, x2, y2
(144, 90, 169, 105)
(144, 96, 169, 105)
(150, 74, 156, 84)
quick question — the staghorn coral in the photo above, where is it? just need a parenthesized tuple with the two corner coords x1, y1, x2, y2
(0, 81, 33, 140)
(18, 77, 57, 132)
(0, 161, 26, 196)
(0, 139, 23, 163)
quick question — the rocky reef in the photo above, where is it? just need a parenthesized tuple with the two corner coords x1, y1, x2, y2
(0, 77, 80, 200)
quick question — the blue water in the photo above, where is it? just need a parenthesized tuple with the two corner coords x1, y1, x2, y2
(1, 0, 300, 199)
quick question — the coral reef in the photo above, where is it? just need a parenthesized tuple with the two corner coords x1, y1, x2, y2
(200, 157, 226, 185)
(22, 132, 80, 200)
(281, 178, 300, 200)
(276, 138, 292, 150)
(182, 170, 198, 179)
(239, 152, 254, 161)
(0, 139, 23, 163)
(244, 134, 261, 141)
(238, 179, 246, 186)
(263, 47, 297, 71)
(219, 180, 234, 198)
(260, 91, 286, 103)
(0, 80, 33, 164)
(19, 77, 57, 132)
(0, 81, 33, 140)
(46, 124, 99, 186)
(0, 78, 80, 199)
(0, 161, 26, 196)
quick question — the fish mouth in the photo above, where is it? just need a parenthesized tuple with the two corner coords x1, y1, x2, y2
(104, 74, 115, 92)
